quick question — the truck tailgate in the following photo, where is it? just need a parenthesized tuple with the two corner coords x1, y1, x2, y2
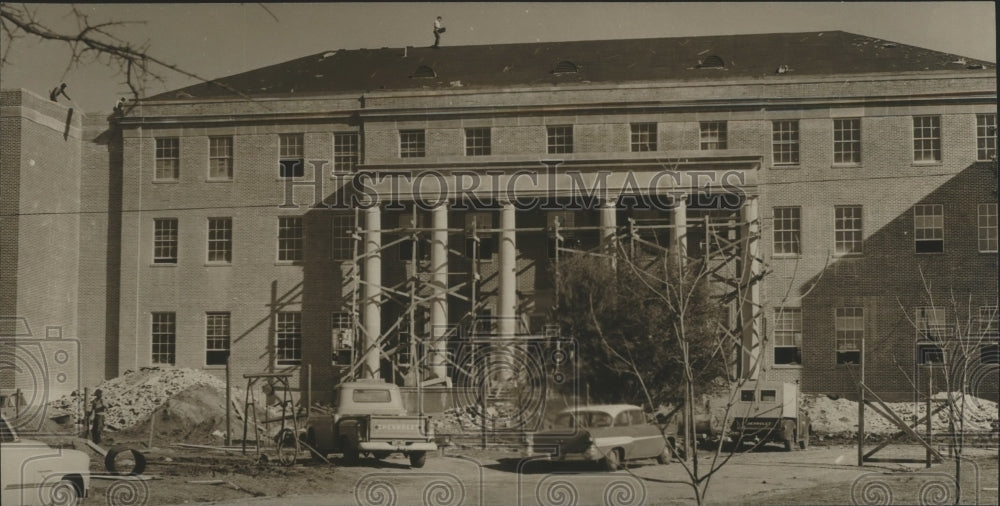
(368, 416, 427, 440)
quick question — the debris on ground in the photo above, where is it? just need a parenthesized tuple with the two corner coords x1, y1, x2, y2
(46, 368, 288, 443)
(803, 392, 999, 436)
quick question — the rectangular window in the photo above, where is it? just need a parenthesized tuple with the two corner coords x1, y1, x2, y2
(465, 127, 492, 156)
(833, 118, 861, 165)
(631, 123, 658, 152)
(761, 390, 777, 402)
(155, 138, 179, 180)
(772, 207, 801, 255)
(836, 307, 863, 364)
(276, 312, 301, 365)
(976, 113, 996, 161)
(278, 217, 304, 262)
(465, 212, 496, 260)
(208, 136, 233, 180)
(152, 312, 176, 365)
(399, 130, 426, 158)
(979, 306, 998, 338)
(978, 203, 998, 252)
(980, 344, 999, 364)
(915, 307, 948, 341)
(918, 344, 946, 365)
(547, 125, 573, 154)
(914, 204, 944, 253)
(153, 218, 178, 264)
(205, 312, 230, 365)
(772, 120, 799, 165)
(332, 214, 354, 260)
(699, 121, 727, 150)
(333, 132, 360, 172)
(279, 133, 304, 178)
(740, 390, 754, 402)
(773, 308, 802, 365)
(207, 218, 232, 263)
(913, 116, 941, 162)
(834, 206, 863, 256)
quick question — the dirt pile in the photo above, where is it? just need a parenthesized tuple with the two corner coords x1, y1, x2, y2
(805, 392, 999, 436)
(47, 368, 286, 442)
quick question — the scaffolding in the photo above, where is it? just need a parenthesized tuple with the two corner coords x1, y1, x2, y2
(332, 201, 763, 388)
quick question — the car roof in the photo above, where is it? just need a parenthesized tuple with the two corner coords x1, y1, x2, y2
(558, 404, 643, 417)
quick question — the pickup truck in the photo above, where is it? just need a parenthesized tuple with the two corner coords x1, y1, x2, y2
(303, 380, 436, 467)
(728, 380, 810, 451)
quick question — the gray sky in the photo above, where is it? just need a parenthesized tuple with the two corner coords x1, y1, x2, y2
(1, 2, 995, 113)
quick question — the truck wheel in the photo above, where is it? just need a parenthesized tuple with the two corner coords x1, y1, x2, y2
(603, 448, 621, 472)
(409, 451, 427, 468)
(784, 438, 793, 451)
(342, 438, 360, 465)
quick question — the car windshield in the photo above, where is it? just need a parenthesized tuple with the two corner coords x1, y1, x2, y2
(554, 411, 614, 428)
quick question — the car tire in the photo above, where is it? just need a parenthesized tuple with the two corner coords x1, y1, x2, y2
(784, 438, 793, 452)
(603, 448, 621, 472)
(409, 451, 427, 468)
(48, 478, 81, 506)
(656, 446, 671, 465)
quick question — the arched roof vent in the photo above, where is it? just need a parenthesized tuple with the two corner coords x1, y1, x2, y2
(553, 60, 579, 74)
(697, 55, 725, 69)
(411, 65, 436, 78)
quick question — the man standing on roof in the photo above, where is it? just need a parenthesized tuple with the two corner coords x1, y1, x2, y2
(432, 16, 445, 48)
(49, 82, 71, 103)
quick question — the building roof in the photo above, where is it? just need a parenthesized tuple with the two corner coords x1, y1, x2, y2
(150, 31, 993, 102)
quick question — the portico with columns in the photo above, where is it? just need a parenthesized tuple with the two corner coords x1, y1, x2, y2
(347, 155, 762, 385)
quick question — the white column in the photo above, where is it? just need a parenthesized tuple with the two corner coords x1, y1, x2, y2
(429, 202, 449, 378)
(362, 205, 382, 379)
(498, 202, 517, 337)
(599, 199, 617, 255)
(740, 195, 761, 380)
(672, 193, 688, 263)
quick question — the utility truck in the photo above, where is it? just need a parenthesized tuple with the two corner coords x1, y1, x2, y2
(303, 380, 436, 467)
(728, 380, 810, 451)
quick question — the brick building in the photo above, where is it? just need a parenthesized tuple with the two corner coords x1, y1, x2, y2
(2, 31, 996, 405)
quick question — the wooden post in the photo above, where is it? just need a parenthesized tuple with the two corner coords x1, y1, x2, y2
(925, 370, 932, 468)
(857, 335, 865, 467)
(148, 405, 156, 449)
(225, 353, 232, 447)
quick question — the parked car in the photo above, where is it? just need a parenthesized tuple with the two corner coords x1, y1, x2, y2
(525, 404, 674, 471)
(1, 414, 90, 506)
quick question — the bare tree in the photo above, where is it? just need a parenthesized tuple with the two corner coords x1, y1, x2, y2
(0, 3, 254, 100)
(554, 218, 777, 505)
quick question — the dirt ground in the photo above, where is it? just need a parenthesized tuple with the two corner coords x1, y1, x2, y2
(72, 438, 997, 505)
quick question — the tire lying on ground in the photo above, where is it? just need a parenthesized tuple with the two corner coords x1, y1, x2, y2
(105, 446, 147, 475)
